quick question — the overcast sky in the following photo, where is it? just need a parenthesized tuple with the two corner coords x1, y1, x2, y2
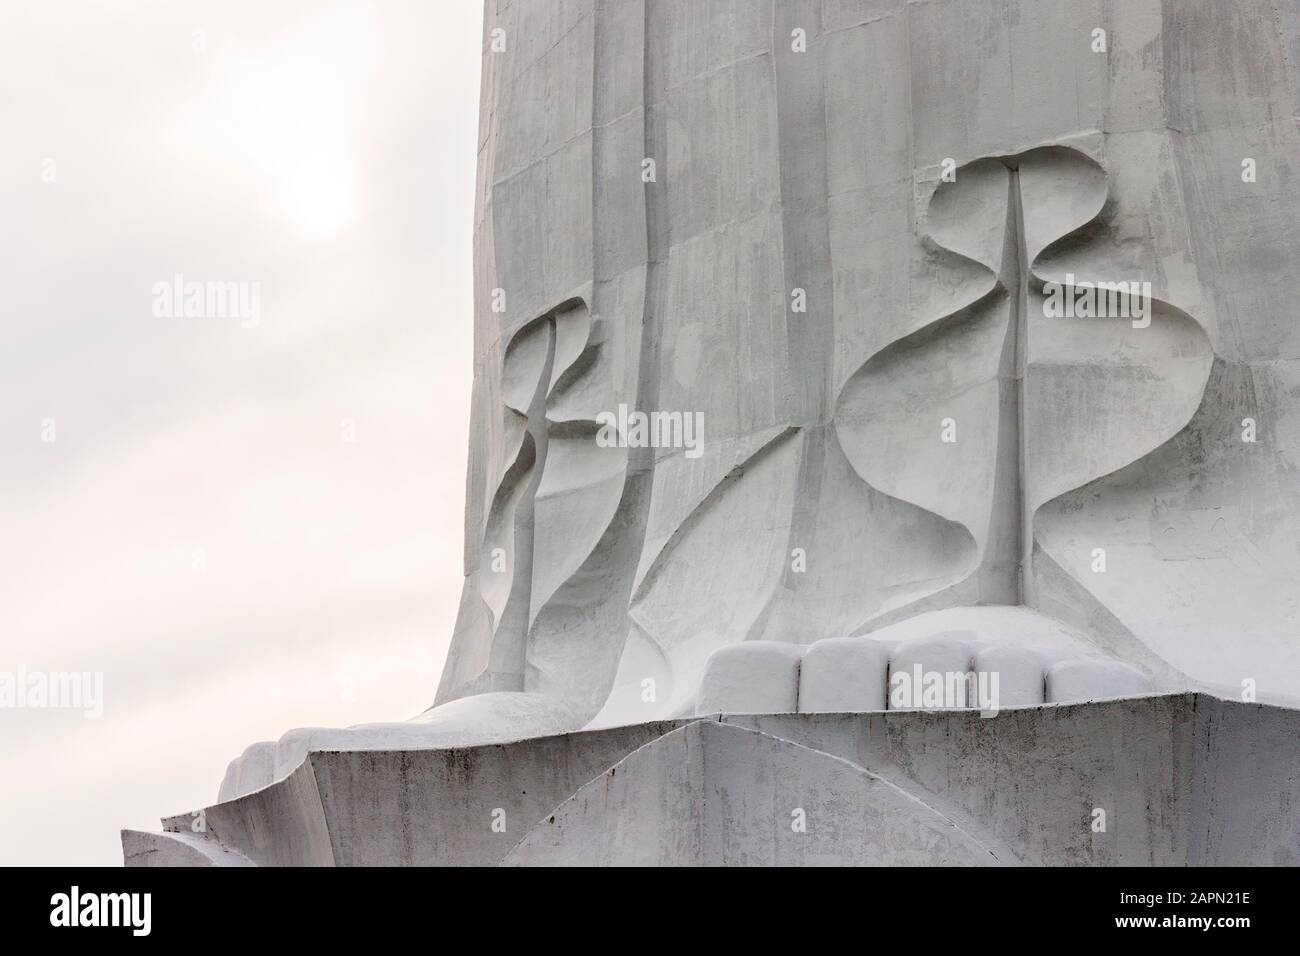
(0, 0, 482, 866)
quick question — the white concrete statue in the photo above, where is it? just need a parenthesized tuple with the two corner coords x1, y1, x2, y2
(211, 0, 1300, 808)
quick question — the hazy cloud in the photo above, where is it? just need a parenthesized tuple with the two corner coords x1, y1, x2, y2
(0, 0, 482, 865)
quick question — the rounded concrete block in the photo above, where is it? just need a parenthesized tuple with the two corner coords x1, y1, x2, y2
(234, 741, 276, 797)
(973, 645, 1046, 709)
(217, 757, 241, 802)
(697, 641, 804, 715)
(798, 638, 891, 712)
(1045, 659, 1152, 703)
(888, 633, 976, 710)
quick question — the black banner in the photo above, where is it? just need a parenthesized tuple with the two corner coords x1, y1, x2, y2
(0, 866, 1282, 941)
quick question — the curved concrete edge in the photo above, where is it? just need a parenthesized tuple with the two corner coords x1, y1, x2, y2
(127, 694, 1300, 866)
(134, 719, 695, 867)
(121, 829, 255, 867)
(301, 719, 692, 865)
(503, 720, 1002, 866)
(217, 691, 582, 802)
(164, 757, 335, 866)
(214, 634, 1165, 805)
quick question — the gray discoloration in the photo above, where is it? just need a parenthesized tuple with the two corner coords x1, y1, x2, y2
(503, 721, 1002, 866)
(131, 0, 1300, 864)
(128, 695, 1300, 866)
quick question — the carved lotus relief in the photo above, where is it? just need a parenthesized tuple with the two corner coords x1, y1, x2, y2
(834, 145, 1214, 609)
(471, 146, 1217, 723)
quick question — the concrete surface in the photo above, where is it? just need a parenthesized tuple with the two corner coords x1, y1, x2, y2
(436, 0, 1300, 742)
(693, 618, 1152, 716)
(696, 641, 803, 715)
(126, 694, 1300, 866)
(134, 0, 1300, 864)
(503, 721, 1001, 866)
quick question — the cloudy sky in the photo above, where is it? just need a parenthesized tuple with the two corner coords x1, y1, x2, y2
(0, 0, 482, 865)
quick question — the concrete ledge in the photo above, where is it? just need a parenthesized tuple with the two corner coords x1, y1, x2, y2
(126, 694, 1300, 866)
(121, 829, 254, 867)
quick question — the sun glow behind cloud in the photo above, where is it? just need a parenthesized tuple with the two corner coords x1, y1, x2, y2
(174, 8, 380, 240)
